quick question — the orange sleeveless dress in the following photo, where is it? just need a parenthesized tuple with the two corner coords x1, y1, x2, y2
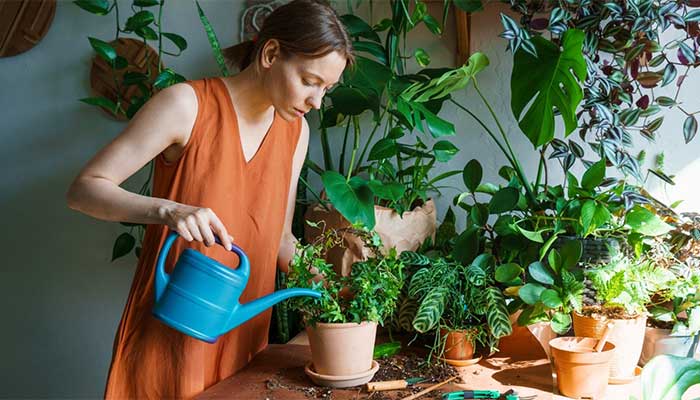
(104, 77, 302, 399)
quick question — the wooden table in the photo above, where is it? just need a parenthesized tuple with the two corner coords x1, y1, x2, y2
(196, 327, 698, 399)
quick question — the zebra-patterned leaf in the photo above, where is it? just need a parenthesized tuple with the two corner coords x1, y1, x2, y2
(486, 287, 513, 339)
(466, 264, 486, 286)
(413, 287, 449, 333)
(398, 297, 418, 332)
(400, 251, 430, 266)
(408, 268, 432, 298)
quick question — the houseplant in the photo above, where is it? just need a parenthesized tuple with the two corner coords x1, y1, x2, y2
(402, 252, 512, 364)
(573, 254, 675, 381)
(304, 2, 481, 274)
(285, 224, 404, 386)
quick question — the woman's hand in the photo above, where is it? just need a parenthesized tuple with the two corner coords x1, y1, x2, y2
(158, 203, 233, 250)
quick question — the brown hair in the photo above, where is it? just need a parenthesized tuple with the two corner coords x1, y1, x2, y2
(223, 0, 354, 72)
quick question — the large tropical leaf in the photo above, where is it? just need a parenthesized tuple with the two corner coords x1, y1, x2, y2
(322, 171, 375, 228)
(642, 355, 700, 400)
(511, 29, 587, 147)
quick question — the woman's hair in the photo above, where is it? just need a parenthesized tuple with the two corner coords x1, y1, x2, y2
(223, 0, 354, 72)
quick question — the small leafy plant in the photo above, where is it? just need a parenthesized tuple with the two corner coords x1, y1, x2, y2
(286, 224, 404, 326)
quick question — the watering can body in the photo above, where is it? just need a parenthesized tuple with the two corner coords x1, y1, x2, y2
(152, 231, 320, 343)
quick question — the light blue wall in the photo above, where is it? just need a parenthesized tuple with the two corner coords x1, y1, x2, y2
(1, 0, 698, 397)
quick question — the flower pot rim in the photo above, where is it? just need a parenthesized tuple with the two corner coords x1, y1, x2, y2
(549, 336, 616, 355)
(307, 320, 378, 329)
(305, 359, 379, 381)
(574, 309, 647, 321)
(310, 197, 435, 213)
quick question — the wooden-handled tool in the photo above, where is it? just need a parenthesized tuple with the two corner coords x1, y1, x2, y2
(402, 376, 458, 400)
(367, 377, 425, 391)
(595, 322, 614, 352)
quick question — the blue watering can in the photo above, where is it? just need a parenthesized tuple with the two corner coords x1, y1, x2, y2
(152, 231, 320, 343)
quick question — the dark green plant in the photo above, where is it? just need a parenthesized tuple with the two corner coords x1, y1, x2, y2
(307, 1, 485, 228)
(511, 240, 585, 333)
(402, 252, 512, 354)
(285, 224, 404, 325)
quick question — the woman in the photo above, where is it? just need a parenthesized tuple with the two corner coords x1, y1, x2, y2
(66, 0, 353, 397)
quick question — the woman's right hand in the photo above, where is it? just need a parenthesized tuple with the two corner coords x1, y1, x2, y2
(158, 203, 233, 251)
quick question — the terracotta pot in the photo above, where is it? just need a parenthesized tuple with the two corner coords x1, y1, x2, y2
(306, 321, 377, 376)
(304, 200, 437, 276)
(640, 326, 700, 366)
(550, 337, 616, 399)
(439, 328, 475, 362)
(572, 311, 646, 381)
(507, 310, 557, 359)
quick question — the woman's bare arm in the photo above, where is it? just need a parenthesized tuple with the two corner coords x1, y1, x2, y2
(66, 83, 233, 250)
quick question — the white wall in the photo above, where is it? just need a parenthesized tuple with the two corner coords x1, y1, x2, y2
(1, 0, 698, 397)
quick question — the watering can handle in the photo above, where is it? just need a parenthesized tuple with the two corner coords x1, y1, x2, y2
(154, 231, 250, 302)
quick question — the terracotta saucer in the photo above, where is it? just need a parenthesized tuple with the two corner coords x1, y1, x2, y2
(440, 355, 483, 367)
(304, 360, 380, 388)
(608, 365, 643, 384)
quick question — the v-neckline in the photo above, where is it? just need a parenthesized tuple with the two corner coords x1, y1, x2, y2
(216, 77, 278, 166)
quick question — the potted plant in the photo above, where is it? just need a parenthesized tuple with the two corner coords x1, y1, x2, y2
(303, 3, 474, 275)
(573, 254, 675, 382)
(642, 260, 700, 365)
(403, 252, 512, 365)
(285, 224, 404, 387)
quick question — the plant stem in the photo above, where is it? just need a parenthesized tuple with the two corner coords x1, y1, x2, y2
(346, 116, 361, 182)
(318, 109, 334, 171)
(339, 120, 351, 175)
(355, 107, 387, 175)
(157, 0, 164, 74)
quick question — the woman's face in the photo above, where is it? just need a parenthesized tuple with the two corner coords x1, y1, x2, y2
(261, 42, 347, 121)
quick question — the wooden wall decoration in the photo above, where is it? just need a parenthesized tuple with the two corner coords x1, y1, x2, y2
(89, 38, 161, 120)
(0, 0, 56, 58)
(455, 8, 471, 65)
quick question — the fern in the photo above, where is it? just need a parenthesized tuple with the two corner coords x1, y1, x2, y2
(413, 287, 449, 333)
(561, 269, 584, 312)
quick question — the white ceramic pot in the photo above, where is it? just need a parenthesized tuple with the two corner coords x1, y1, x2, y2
(640, 326, 700, 366)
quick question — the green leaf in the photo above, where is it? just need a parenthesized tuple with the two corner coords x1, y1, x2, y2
(196, 1, 229, 77)
(125, 10, 154, 31)
(529, 261, 555, 285)
(340, 14, 381, 42)
(432, 140, 458, 162)
(454, 0, 484, 12)
(413, 287, 449, 333)
(422, 14, 442, 35)
(496, 263, 523, 283)
(88, 37, 116, 63)
(486, 287, 513, 339)
(548, 249, 562, 273)
(413, 103, 455, 137)
(519, 283, 546, 305)
(559, 239, 582, 270)
(488, 187, 519, 213)
(541, 289, 563, 308)
(684, 115, 698, 144)
(112, 232, 136, 261)
(368, 138, 398, 160)
(463, 159, 482, 193)
(581, 160, 606, 190)
(322, 171, 375, 229)
(368, 180, 405, 202)
(470, 204, 488, 226)
(80, 96, 118, 113)
(414, 48, 431, 67)
(74, 0, 110, 14)
(476, 183, 498, 194)
(642, 355, 700, 400)
(353, 41, 387, 65)
(580, 200, 611, 236)
(625, 205, 673, 236)
(516, 226, 544, 243)
(134, 0, 159, 5)
(452, 226, 479, 264)
(551, 311, 572, 334)
(329, 86, 374, 116)
(511, 29, 587, 146)
(162, 32, 187, 52)
(344, 56, 391, 96)
(135, 26, 158, 40)
(686, 9, 700, 22)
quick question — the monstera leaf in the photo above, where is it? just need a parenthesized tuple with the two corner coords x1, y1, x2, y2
(511, 29, 587, 147)
(642, 354, 700, 400)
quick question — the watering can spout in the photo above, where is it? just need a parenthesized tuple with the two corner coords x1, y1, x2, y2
(223, 289, 321, 334)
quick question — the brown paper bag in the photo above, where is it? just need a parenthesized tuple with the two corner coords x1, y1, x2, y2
(304, 200, 437, 276)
